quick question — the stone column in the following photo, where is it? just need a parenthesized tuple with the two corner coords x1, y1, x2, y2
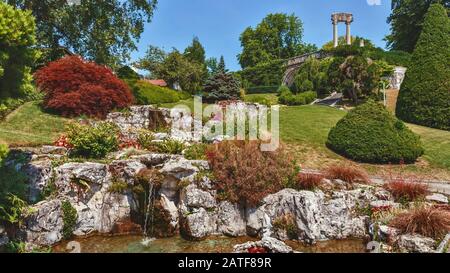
(333, 22, 338, 48)
(345, 22, 351, 45)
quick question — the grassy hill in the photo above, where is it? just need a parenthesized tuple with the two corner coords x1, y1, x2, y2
(0, 102, 70, 147)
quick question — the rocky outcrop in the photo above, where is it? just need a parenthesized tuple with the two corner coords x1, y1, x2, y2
(245, 188, 373, 244)
(22, 160, 53, 203)
(426, 193, 448, 204)
(106, 106, 202, 143)
(22, 200, 64, 246)
(233, 237, 294, 253)
(0, 225, 9, 247)
(397, 234, 436, 253)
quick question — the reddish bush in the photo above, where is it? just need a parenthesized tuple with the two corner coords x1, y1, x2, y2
(296, 173, 324, 190)
(384, 179, 429, 202)
(34, 56, 133, 118)
(53, 134, 73, 149)
(247, 247, 268, 254)
(324, 164, 369, 184)
(207, 141, 298, 207)
(390, 207, 450, 239)
(383, 170, 429, 202)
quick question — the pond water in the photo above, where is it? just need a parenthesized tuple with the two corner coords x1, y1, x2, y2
(52, 235, 368, 253)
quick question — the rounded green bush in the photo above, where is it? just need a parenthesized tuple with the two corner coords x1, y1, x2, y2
(327, 101, 424, 164)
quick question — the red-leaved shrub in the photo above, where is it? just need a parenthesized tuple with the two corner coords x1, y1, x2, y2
(34, 56, 133, 118)
(296, 173, 324, 190)
(384, 178, 429, 202)
(324, 164, 369, 184)
(390, 207, 450, 239)
(207, 141, 298, 207)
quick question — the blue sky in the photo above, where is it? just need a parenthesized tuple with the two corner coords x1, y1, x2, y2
(131, 0, 392, 71)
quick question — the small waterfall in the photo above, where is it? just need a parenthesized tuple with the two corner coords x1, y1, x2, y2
(141, 182, 156, 246)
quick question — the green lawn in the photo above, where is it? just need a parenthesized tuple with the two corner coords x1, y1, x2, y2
(408, 124, 450, 170)
(0, 102, 70, 147)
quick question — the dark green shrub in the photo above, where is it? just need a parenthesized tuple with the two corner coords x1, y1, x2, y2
(67, 122, 120, 158)
(61, 200, 77, 240)
(327, 101, 424, 164)
(396, 4, 450, 130)
(203, 70, 241, 102)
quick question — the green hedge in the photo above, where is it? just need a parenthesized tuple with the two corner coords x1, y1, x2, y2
(246, 85, 280, 94)
(327, 101, 424, 164)
(126, 80, 191, 105)
(279, 88, 317, 106)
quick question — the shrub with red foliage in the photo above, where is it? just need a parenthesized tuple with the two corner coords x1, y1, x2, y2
(34, 56, 133, 118)
(296, 172, 324, 190)
(53, 134, 73, 149)
(247, 247, 268, 254)
(390, 207, 450, 239)
(324, 165, 369, 184)
(384, 177, 429, 202)
(207, 141, 298, 207)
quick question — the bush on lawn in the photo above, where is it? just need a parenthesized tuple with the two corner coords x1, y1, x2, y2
(327, 100, 424, 164)
(384, 173, 429, 203)
(34, 56, 133, 118)
(296, 173, 324, 190)
(207, 141, 298, 207)
(324, 165, 369, 184)
(396, 4, 450, 130)
(279, 88, 316, 106)
(66, 122, 120, 158)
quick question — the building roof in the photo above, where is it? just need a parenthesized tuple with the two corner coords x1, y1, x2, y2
(143, 79, 168, 87)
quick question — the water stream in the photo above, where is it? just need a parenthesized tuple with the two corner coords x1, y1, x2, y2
(142, 181, 155, 245)
(53, 235, 368, 253)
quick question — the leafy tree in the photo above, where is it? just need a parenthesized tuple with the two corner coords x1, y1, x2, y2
(386, 0, 449, 53)
(238, 13, 317, 68)
(206, 57, 219, 76)
(322, 36, 375, 51)
(396, 3, 450, 130)
(238, 59, 285, 89)
(0, 1, 38, 99)
(184, 37, 208, 80)
(327, 54, 385, 103)
(137, 46, 204, 93)
(5, 0, 158, 68)
(184, 37, 206, 65)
